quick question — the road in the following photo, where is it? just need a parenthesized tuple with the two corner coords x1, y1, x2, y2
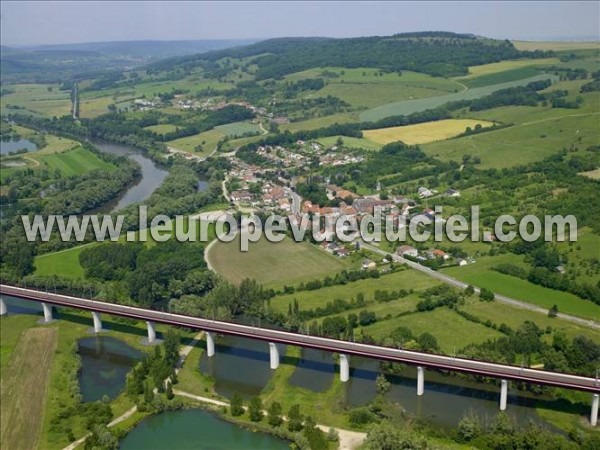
(360, 242, 600, 330)
(2, 284, 599, 393)
(287, 188, 302, 214)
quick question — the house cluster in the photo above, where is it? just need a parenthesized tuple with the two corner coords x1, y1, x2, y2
(320, 241, 350, 257)
(133, 98, 157, 110)
(396, 245, 471, 266)
(255, 145, 309, 168)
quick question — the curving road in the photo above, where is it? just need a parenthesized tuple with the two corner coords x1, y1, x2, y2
(361, 242, 600, 330)
(2, 284, 599, 393)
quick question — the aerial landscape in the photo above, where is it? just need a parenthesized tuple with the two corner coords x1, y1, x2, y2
(1, 1, 599, 449)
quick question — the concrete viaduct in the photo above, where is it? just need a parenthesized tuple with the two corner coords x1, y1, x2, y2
(0, 284, 598, 426)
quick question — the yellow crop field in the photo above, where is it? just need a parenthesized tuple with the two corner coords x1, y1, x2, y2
(513, 41, 600, 51)
(363, 119, 495, 145)
(457, 58, 559, 80)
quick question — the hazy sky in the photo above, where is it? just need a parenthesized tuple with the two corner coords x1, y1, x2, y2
(1, 1, 599, 46)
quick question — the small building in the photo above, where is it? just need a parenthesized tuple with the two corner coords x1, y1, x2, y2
(397, 245, 418, 258)
(418, 186, 433, 198)
(230, 190, 252, 203)
(444, 189, 461, 198)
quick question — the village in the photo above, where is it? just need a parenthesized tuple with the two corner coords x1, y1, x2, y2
(224, 137, 477, 270)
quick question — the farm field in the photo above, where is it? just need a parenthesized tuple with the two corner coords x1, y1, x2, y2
(215, 121, 261, 136)
(460, 298, 600, 342)
(289, 68, 464, 109)
(0, 84, 72, 117)
(423, 110, 600, 169)
(0, 324, 58, 450)
(279, 113, 357, 132)
(167, 129, 223, 155)
(271, 267, 439, 313)
(207, 236, 356, 289)
(441, 254, 600, 321)
(143, 123, 179, 134)
(361, 307, 505, 352)
(360, 73, 558, 121)
(456, 58, 558, 80)
(36, 146, 116, 176)
(317, 135, 381, 151)
(512, 41, 600, 51)
(363, 119, 495, 145)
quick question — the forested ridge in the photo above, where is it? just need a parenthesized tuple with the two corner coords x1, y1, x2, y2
(147, 32, 551, 79)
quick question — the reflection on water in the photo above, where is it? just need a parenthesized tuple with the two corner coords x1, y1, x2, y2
(288, 347, 335, 392)
(93, 142, 169, 212)
(78, 336, 143, 402)
(344, 356, 551, 429)
(93, 142, 209, 213)
(120, 408, 289, 450)
(199, 335, 285, 399)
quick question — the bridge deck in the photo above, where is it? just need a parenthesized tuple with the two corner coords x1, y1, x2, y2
(1, 284, 598, 393)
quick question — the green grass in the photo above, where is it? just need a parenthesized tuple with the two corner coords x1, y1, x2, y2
(360, 307, 505, 353)
(441, 254, 600, 322)
(1, 84, 72, 117)
(460, 298, 600, 342)
(459, 67, 543, 89)
(280, 114, 357, 132)
(0, 324, 58, 450)
(423, 110, 600, 169)
(167, 129, 224, 155)
(317, 135, 381, 151)
(215, 121, 261, 136)
(34, 243, 97, 278)
(36, 146, 116, 176)
(208, 236, 356, 289)
(143, 124, 179, 135)
(271, 267, 438, 313)
(360, 73, 558, 122)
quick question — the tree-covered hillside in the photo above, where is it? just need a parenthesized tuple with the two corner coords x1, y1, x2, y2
(148, 32, 551, 79)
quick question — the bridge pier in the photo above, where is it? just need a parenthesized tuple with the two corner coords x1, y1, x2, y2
(39, 302, 54, 324)
(205, 331, 215, 357)
(0, 297, 6, 316)
(339, 354, 350, 382)
(269, 343, 279, 369)
(417, 366, 424, 396)
(92, 311, 103, 333)
(592, 394, 599, 427)
(500, 379, 508, 411)
(146, 321, 156, 344)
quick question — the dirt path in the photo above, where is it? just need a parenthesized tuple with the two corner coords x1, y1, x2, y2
(1, 327, 58, 450)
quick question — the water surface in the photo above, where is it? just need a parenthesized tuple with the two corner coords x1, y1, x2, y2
(119, 408, 289, 450)
(0, 138, 37, 155)
(78, 335, 143, 402)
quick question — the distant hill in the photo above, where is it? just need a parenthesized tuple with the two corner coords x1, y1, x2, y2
(147, 32, 552, 79)
(0, 39, 257, 83)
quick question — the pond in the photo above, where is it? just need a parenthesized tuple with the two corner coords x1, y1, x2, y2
(0, 138, 37, 155)
(78, 335, 144, 402)
(119, 408, 289, 450)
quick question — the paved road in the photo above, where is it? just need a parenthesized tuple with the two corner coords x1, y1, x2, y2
(287, 188, 302, 214)
(2, 285, 598, 393)
(361, 242, 600, 330)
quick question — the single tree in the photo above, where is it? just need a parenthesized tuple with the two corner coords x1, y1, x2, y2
(248, 396, 263, 422)
(230, 392, 245, 417)
(268, 401, 283, 427)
